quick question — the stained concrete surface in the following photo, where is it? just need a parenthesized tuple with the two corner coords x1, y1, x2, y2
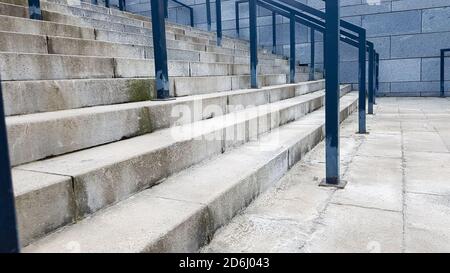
(202, 97, 450, 253)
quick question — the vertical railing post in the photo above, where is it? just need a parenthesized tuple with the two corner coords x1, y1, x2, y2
(289, 12, 296, 84)
(216, 0, 223, 46)
(375, 52, 379, 104)
(189, 8, 194, 27)
(357, 30, 367, 134)
(321, 0, 345, 187)
(368, 42, 375, 115)
(206, 0, 212, 32)
(309, 28, 315, 81)
(28, 0, 42, 20)
(151, 0, 171, 100)
(441, 49, 445, 98)
(272, 12, 277, 54)
(119, 0, 125, 11)
(0, 77, 20, 253)
(164, 0, 168, 19)
(249, 0, 258, 88)
(235, 1, 240, 37)
(105, 0, 109, 8)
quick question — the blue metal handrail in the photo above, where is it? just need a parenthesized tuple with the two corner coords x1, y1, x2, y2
(164, 0, 194, 27)
(28, 0, 42, 20)
(441, 48, 450, 98)
(0, 76, 20, 253)
(238, 0, 377, 134)
(245, 0, 379, 185)
(205, 0, 222, 46)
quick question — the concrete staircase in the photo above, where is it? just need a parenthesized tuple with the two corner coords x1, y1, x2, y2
(0, 0, 358, 252)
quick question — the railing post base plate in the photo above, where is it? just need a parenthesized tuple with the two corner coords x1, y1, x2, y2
(319, 178, 347, 189)
(151, 97, 176, 101)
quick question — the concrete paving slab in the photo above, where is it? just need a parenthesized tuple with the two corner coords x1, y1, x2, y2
(358, 133, 402, 158)
(405, 193, 450, 252)
(405, 151, 450, 196)
(303, 204, 403, 253)
(333, 156, 403, 212)
(402, 131, 449, 153)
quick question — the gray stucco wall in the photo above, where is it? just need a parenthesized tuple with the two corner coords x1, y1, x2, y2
(126, 0, 450, 96)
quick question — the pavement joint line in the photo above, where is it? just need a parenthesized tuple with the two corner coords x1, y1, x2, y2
(353, 154, 402, 160)
(298, 119, 366, 250)
(405, 190, 450, 198)
(399, 106, 407, 254)
(426, 109, 450, 153)
(329, 202, 402, 214)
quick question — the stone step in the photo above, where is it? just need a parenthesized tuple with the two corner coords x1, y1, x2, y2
(0, 13, 284, 62)
(38, 0, 251, 50)
(0, 1, 246, 51)
(21, 92, 358, 253)
(7, 80, 326, 166)
(2, 74, 300, 116)
(12, 85, 350, 247)
(0, 52, 292, 81)
(0, 31, 288, 67)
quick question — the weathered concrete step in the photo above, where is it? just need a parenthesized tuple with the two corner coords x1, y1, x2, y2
(0, 0, 252, 51)
(21, 92, 358, 253)
(38, 0, 251, 50)
(2, 74, 295, 116)
(0, 14, 96, 39)
(3, 0, 253, 52)
(0, 52, 290, 81)
(12, 86, 350, 247)
(0, 14, 279, 62)
(7, 80, 326, 166)
(0, 31, 288, 66)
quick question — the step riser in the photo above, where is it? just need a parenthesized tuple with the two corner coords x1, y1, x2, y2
(0, 15, 96, 39)
(7, 81, 326, 166)
(20, 93, 357, 252)
(2, 75, 300, 116)
(0, 16, 280, 62)
(40, 1, 248, 50)
(0, 52, 292, 81)
(0, 1, 251, 51)
(0, 31, 287, 67)
(14, 86, 343, 247)
(148, 96, 358, 253)
(40, 1, 145, 28)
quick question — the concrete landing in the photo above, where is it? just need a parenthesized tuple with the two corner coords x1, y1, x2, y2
(201, 97, 450, 253)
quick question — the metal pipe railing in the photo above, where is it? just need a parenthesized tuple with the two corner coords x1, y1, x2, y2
(309, 28, 315, 81)
(151, 0, 171, 100)
(375, 52, 379, 103)
(216, 0, 223, 46)
(206, 0, 212, 31)
(165, 0, 195, 27)
(289, 12, 296, 83)
(323, 0, 342, 186)
(441, 48, 450, 98)
(28, 0, 42, 20)
(249, 0, 258, 88)
(272, 12, 276, 54)
(0, 76, 20, 253)
(368, 41, 375, 115)
(235, 0, 377, 135)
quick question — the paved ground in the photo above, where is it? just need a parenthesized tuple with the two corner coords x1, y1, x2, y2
(201, 97, 450, 253)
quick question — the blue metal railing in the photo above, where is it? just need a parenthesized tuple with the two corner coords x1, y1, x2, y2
(236, 0, 377, 134)
(0, 0, 387, 249)
(0, 76, 20, 253)
(441, 48, 449, 98)
(28, 0, 42, 19)
(164, 0, 194, 27)
(203, 0, 223, 46)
